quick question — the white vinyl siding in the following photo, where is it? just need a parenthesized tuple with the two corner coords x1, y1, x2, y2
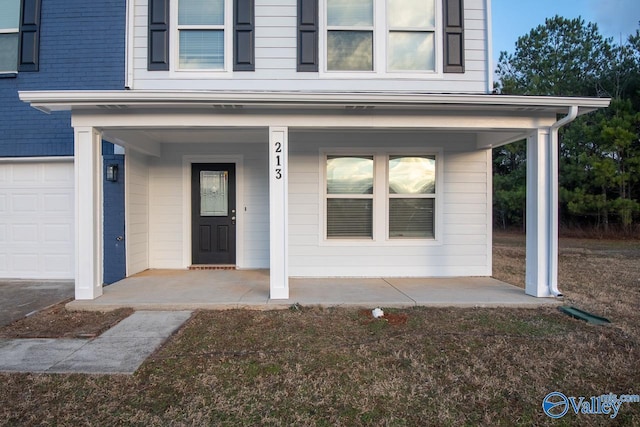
(130, 0, 489, 93)
(0, 160, 74, 279)
(125, 149, 150, 276)
(288, 131, 491, 277)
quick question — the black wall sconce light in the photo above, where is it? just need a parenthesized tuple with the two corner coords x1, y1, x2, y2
(106, 164, 119, 182)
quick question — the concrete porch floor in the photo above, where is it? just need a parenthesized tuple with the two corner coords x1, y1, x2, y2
(66, 269, 561, 311)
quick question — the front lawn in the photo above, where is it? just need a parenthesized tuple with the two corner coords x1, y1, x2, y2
(1, 234, 638, 426)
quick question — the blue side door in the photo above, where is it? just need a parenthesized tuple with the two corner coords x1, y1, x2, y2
(103, 154, 126, 284)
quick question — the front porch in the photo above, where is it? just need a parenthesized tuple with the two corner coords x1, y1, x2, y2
(66, 270, 560, 311)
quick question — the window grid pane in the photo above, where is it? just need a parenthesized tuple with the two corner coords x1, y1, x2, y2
(388, 0, 435, 28)
(389, 198, 434, 238)
(327, 0, 373, 26)
(179, 30, 224, 69)
(0, 33, 18, 72)
(327, 198, 373, 238)
(179, 0, 224, 26)
(327, 31, 373, 71)
(389, 155, 436, 194)
(0, 0, 20, 29)
(327, 156, 374, 194)
(388, 31, 435, 71)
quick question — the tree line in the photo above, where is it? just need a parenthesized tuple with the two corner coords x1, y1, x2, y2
(494, 16, 640, 235)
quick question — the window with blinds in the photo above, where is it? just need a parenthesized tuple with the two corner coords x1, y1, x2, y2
(324, 153, 437, 241)
(326, 156, 374, 238)
(178, 0, 225, 69)
(388, 156, 436, 239)
(388, 155, 436, 238)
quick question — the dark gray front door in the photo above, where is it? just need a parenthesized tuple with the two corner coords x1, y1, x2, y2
(191, 163, 236, 265)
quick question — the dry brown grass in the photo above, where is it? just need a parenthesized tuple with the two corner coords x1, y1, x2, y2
(1, 234, 638, 426)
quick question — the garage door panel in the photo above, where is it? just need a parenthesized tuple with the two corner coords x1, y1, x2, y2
(12, 165, 41, 183)
(44, 163, 74, 182)
(12, 254, 40, 271)
(44, 223, 72, 242)
(12, 194, 39, 212)
(43, 254, 73, 273)
(0, 161, 74, 279)
(43, 193, 73, 212)
(12, 224, 39, 242)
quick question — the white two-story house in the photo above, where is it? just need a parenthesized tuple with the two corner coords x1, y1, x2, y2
(20, 0, 609, 301)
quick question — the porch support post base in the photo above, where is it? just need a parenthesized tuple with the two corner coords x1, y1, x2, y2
(525, 129, 555, 298)
(74, 127, 104, 300)
(269, 126, 289, 299)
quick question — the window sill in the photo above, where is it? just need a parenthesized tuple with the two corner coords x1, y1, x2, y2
(0, 72, 18, 79)
(320, 238, 443, 247)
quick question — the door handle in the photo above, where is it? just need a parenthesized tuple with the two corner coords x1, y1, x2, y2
(116, 236, 124, 241)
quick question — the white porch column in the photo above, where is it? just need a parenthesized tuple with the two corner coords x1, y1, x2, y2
(525, 129, 555, 297)
(74, 127, 104, 300)
(269, 126, 289, 299)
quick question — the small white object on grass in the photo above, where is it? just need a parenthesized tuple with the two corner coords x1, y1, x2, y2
(372, 308, 384, 318)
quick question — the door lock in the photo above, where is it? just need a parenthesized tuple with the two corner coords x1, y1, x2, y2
(116, 236, 124, 241)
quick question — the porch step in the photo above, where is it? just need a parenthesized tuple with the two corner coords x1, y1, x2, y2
(188, 265, 237, 271)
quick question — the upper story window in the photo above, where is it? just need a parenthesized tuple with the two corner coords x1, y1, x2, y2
(324, 0, 437, 74)
(0, 0, 40, 74)
(387, 0, 436, 71)
(149, 0, 255, 72)
(177, 0, 227, 70)
(296, 0, 463, 75)
(0, 0, 20, 73)
(326, 0, 373, 71)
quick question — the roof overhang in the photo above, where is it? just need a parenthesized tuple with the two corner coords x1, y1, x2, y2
(18, 91, 611, 155)
(19, 90, 611, 115)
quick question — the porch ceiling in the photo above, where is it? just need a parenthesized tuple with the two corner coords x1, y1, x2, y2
(101, 126, 528, 155)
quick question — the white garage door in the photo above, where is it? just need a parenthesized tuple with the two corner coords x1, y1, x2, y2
(0, 160, 74, 279)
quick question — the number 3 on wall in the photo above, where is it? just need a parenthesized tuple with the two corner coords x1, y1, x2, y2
(274, 141, 283, 180)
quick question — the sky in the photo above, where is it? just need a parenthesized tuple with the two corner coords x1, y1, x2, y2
(491, 0, 640, 66)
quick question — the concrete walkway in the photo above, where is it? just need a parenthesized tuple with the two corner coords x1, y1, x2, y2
(0, 311, 192, 374)
(67, 269, 561, 311)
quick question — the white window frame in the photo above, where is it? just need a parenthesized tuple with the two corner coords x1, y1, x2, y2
(320, 148, 443, 246)
(324, 153, 378, 240)
(170, 0, 233, 77)
(319, 0, 443, 79)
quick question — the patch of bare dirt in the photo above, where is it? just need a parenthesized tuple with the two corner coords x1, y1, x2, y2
(0, 301, 133, 339)
(358, 309, 409, 326)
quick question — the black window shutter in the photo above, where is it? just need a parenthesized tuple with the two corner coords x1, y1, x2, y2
(443, 0, 464, 73)
(18, 0, 41, 72)
(148, 0, 170, 71)
(234, 0, 255, 71)
(297, 0, 318, 72)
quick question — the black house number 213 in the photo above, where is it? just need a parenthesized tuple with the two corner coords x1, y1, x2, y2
(274, 141, 283, 180)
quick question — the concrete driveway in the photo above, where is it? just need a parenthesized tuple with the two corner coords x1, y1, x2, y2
(0, 280, 74, 327)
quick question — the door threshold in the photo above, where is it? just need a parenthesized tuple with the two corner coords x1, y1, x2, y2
(188, 264, 237, 270)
